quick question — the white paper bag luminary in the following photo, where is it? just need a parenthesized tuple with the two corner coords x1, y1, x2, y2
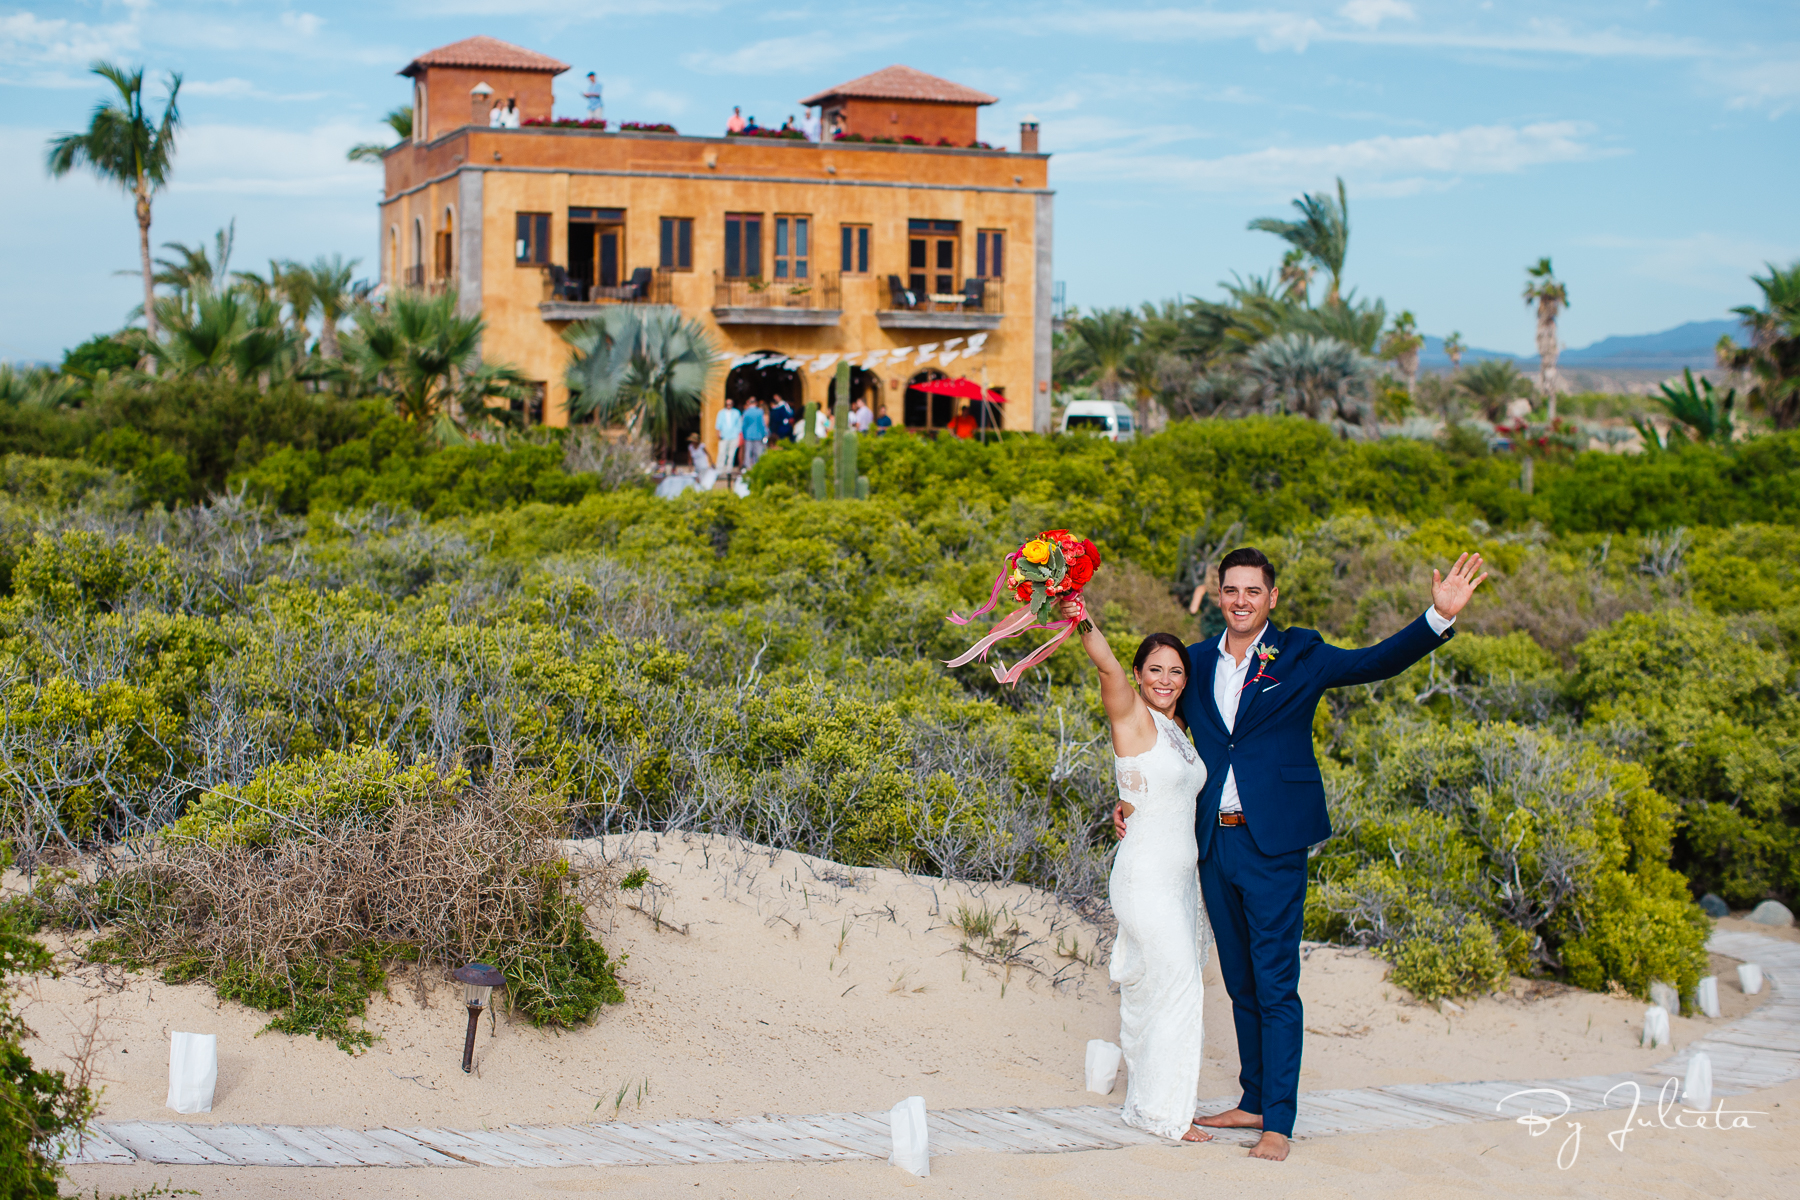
(166, 1031, 217, 1114)
(1641, 1005, 1672, 1049)
(1683, 1050, 1714, 1111)
(1738, 963, 1764, 996)
(1085, 1039, 1123, 1095)
(1695, 975, 1721, 1018)
(888, 1095, 929, 1177)
(1649, 980, 1680, 1014)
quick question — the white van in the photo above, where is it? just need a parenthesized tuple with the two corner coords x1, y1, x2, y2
(1059, 399, 1136, 442)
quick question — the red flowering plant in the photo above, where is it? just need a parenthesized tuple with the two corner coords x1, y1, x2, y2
(944, 530, 1102, 686)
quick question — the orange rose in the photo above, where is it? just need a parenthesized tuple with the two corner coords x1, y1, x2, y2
(1021, 539, 1052, 564)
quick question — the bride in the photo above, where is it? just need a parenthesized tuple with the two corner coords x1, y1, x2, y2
(1064, 599, 1211, 1143)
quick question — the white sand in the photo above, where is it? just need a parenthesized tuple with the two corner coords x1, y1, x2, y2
(19, 832, 1798, 1195)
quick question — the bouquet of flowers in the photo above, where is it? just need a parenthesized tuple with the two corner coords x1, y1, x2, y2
(944, 530, 1101, 686)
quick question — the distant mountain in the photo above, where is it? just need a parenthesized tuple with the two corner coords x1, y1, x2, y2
(1559, 319, 1742, 368)
(1418, 335, 1515, 368)
(1418, 319, 1746, 371)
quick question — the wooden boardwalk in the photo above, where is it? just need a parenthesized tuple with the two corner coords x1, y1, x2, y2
(61, 929, 1800, 1169)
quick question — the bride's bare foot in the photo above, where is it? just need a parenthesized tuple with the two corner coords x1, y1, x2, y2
(1193, 1107, 1262, 1129)
(1248, 1131, 1289, 1161)
(1180, 1124, 1213, 1143)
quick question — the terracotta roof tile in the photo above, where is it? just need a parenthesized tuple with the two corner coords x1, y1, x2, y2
(800, 65, 997, 107)
(400, 36, 570, 77)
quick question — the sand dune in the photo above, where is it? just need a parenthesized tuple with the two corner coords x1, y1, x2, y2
(20, 832, 1769, 1136)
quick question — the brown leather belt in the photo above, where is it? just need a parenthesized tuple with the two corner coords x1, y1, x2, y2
(1217, 812, 1247, 827)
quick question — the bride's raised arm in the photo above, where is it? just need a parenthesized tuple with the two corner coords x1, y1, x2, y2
(1058, 597, 1155, 754)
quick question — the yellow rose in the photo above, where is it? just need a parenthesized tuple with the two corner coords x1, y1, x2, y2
(1021, 539, 1052, 564)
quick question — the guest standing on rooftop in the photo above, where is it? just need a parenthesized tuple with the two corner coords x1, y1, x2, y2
(582, 73, 604, 121)
(726, 106, 745, 134)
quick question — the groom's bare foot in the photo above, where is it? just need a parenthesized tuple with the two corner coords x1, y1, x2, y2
(1248, 1131, 1289, 1161)
(1193, 1107, 1262, 1129)
(1180, 1124, 1213, 1143)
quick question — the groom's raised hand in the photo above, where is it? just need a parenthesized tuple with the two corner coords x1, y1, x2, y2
(1430, 552, 1489, 619)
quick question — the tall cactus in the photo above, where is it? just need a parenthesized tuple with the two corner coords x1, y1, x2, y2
(832, 364, 852, 499)
(800, 399, 819, 447)
(811, 455, 827, 500)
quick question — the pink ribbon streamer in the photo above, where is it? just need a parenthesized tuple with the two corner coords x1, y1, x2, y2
(941, 606, 1040, 668)
(989, 617, 1080, 687)
(946, 551, 1022, 626)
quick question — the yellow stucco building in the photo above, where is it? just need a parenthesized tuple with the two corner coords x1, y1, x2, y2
(378, 37, 1053, 452)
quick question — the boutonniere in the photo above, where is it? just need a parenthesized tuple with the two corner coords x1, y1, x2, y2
(1242, 643, 1280, 690)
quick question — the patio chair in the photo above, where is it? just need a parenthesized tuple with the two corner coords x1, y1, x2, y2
(546, 264, 583, 301)
(593, 267, 654, 302)
(887, 275, 918, 310)
(961, 278, 986, 311)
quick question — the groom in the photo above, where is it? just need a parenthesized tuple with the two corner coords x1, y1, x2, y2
(1117, 546, 1486, 1160)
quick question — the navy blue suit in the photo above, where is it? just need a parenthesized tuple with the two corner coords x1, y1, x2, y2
(1182, 612, 1452, 1136)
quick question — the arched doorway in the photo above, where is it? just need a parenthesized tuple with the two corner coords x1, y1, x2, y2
(724, 352, 802, 447)
(826, 365, 876, 419)
(436, 206, 455, 283)
(904, 368, 952, 431)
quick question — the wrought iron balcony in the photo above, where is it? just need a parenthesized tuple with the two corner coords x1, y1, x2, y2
(712, 272, 842, 325)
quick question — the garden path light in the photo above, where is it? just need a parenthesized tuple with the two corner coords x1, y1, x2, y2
(452, 963, 505, 1074)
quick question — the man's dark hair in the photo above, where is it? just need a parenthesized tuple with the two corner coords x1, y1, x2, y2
(1218, 547, 1276, 589)
(1133, 633, 1191, 682)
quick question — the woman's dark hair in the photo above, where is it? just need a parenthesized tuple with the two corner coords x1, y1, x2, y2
(1218, 546, 1276, 589)
(1133, 633, 1191, 681)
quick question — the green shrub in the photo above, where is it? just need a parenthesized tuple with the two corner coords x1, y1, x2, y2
(1387, 908, 1509, 1001)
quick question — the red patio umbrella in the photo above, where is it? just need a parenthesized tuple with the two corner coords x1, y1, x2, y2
(909, 377, 1006, 403)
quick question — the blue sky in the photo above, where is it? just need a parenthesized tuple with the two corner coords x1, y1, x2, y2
(2, 0, 1796, 363)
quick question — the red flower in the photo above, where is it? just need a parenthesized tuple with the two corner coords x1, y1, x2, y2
(1015, 581, 1034, 603)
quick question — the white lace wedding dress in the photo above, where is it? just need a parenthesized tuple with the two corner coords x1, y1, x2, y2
(1108, 707, 1210, 1140)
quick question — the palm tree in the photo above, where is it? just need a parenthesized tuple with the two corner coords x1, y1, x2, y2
(46, 62, 182, 340)
(564, 307, 720, 454)
(1458, 359, 1535, 421)
(1243, 332, 1374, 436)
(1277, 248, 1313, 304)
(1523, 257, 1569, 421)
(1249, 178, 1349, 305)
(301, 255, 360, 359)
(344, 289, 527, 438)
(150, 221, 234, 316)
(1379, 310, 1424, 396)
(1719, 260, 1800, 428)
(348, 106, 414, 163)
(1443, 332, 1466, 373)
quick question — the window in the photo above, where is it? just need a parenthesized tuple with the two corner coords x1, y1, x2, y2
(773, 215, 809, 280)
(570, 209, 625, 293)
(840, 224, 870, 274)
(515, 212, 550, 264)
(975, 229, 1004, 279)
(435, 207, 455, 281)
(660, 217, 694, 271)
(724, 212, 762, 279)
(908, 219, 959, 298)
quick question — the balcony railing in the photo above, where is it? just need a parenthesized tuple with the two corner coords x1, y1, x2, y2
(875, 276, 1004, 330)
(544, 265, 674, 305)
(883, 276, 1003, 315)
(713, 272, 841, 311)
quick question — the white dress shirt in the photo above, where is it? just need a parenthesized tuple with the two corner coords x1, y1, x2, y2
(1213, 608, 1454, 813)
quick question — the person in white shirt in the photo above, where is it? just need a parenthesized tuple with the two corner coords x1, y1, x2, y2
(714, 399, 744, 472)
(849, 397, 873, 434)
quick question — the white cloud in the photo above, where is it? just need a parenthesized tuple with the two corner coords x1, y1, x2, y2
(0, 9, 142, 70)
(1576, 231, 1800, 297)
(1052, 120, 1611, 193)
(167, 119, 391, 198)
(1704, 54, 1800, 116)
(1339, 0, 1414, 30)
(182, 78, 329, 102)
(279, 12, 323, 39)
(680, 30, 911, 76)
